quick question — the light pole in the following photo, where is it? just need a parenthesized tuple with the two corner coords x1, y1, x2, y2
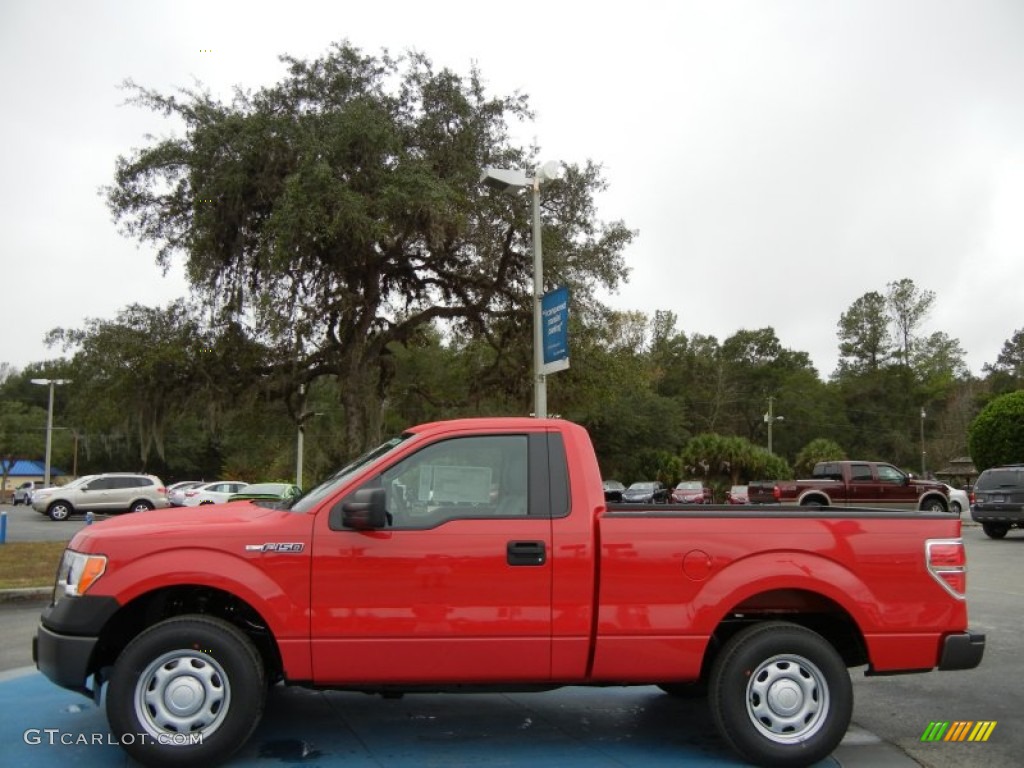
(481, 161, 563, 419)
(764, 396, 784, 455)
(920, 407, 927, 476)
(295, 384, 323, 489)
(30, 378, 71, 485)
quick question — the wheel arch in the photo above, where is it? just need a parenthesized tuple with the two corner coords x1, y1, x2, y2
(692, 555, 875, 675)
(919, 492, 948, 512)
(796, 491, 831, 506)
(702, 589, 868, 676)
(92, 585, 285, 685)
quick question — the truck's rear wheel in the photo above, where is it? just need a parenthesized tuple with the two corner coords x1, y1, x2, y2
(982, 523, 1009, 539)
(709, 621, 852, 767)
(107, 615, 266, 768)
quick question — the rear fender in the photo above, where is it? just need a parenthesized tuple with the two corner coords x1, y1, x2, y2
(693, 551, 875, 635)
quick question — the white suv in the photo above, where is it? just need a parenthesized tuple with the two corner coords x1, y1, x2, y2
(12, 480, 47, 505)
(31, 473, 169, 521)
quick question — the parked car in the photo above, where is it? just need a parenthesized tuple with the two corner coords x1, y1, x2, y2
(166, 480, 205, 507)
(602, 480, 625, 503)
(621, 481, 669, 504)
(725, 485, 749, 504)
(181, 481, 250, 507)
(942, 484, 970, 517)
(970, 464, 1024, 539)
(670, 480, 713, 504)
(228, 482, 303, 505)
(12, 480, 47, 505)
(31, 473, 168, 521)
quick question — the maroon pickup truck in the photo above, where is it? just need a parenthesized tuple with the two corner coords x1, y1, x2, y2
(748, 460, 950, 511)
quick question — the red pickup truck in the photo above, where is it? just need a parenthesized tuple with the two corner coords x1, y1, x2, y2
(748, 460, 951, 512)
(34, 418, 983, 767)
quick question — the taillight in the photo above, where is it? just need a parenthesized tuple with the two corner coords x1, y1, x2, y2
(926, 539, 967, 598)
(772, 485, 781, 501)
(969, 491, 976, 504)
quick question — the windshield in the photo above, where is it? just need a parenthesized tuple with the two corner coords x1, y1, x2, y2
(628, 482, 657, 491)
(53, 475, 98, 491)
(675, 482, 702, 490)
(290, 434, 411, 513)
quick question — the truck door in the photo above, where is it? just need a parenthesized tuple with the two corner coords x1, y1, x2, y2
(876, 463, 917, 509)
(846, 463, 875, 506)
(310, 432, 554, 684)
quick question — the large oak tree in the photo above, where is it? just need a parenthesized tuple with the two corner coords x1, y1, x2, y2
(107, 42, 632, 455)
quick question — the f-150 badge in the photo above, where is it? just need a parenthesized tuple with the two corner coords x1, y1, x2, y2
(245, 543, 305, 553)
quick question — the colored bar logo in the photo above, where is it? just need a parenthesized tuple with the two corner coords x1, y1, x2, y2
(921, 721, 996, 742)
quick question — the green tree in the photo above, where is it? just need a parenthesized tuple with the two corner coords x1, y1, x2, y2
(968, 390, 1024, 470)
(983, 328, 1024, 394)
(836, 291, 891, 374)
(0, 401, 48, 495)
(794, 438, 847, 476)
(886, 278, 935, 368)
(106, 42, 632, 456)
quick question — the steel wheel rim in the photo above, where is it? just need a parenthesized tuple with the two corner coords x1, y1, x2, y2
(745, 653, 829, 744)
(134, 649, 231, 739)
(51, 505, 69, 520)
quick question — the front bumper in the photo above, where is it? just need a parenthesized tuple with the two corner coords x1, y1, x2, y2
(33, 595, 120, 696)
(33, 624, 98, 696)
(938, 630, 985, 671)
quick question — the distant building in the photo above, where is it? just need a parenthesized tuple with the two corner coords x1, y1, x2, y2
(1, 459, 68, 499)
(934, 457, 978, 488)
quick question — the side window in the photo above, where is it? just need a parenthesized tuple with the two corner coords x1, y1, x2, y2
(876, 465, 905, 484)
(355, 435, 529, 529)
(849, 464, 872, 482)
(87, 478, 114, 491)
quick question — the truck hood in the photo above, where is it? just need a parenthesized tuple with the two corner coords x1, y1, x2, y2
(68, 503, 285, 548)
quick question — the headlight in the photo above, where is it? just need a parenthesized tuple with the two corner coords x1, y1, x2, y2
(53, 550, 107, 602)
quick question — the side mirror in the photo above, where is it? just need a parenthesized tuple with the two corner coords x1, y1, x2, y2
(341, 488, 389, 530)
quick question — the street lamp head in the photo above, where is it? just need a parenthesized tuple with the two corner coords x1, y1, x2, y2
(480, 166, 530, 194)
(30, 378, 72, 386)
(535, 160, 564, 183)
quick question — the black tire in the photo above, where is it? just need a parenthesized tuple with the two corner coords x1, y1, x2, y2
(982, 523, 1009, 540)
(199, 500, 215, 506)
(106, 615, 266, 768)
(799, 497, 823, 507)
(48, 501, 73, 521)
(658, 681, 708, 698)
(920, 497, 948, 513)
(709, 621, 852, 767)
(951, 501, 962, 516)
(130, 500, 155, 513)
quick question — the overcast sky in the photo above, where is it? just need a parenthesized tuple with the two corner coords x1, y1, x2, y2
(2, 0, 1022, 378)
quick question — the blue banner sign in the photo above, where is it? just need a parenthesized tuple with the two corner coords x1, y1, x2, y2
(541, 286, 570, 374)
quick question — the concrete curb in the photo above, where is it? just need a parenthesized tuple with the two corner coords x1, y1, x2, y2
(0, 587, 50, 604)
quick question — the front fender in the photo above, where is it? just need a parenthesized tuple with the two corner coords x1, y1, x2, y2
(90, 548, 310, 641)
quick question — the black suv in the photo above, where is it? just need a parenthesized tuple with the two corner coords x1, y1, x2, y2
(970, 464, 1024, 539)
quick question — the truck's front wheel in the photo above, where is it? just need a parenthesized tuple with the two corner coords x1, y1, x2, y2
(107, 615, 266, 768)
(709, 621, 852, 767)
